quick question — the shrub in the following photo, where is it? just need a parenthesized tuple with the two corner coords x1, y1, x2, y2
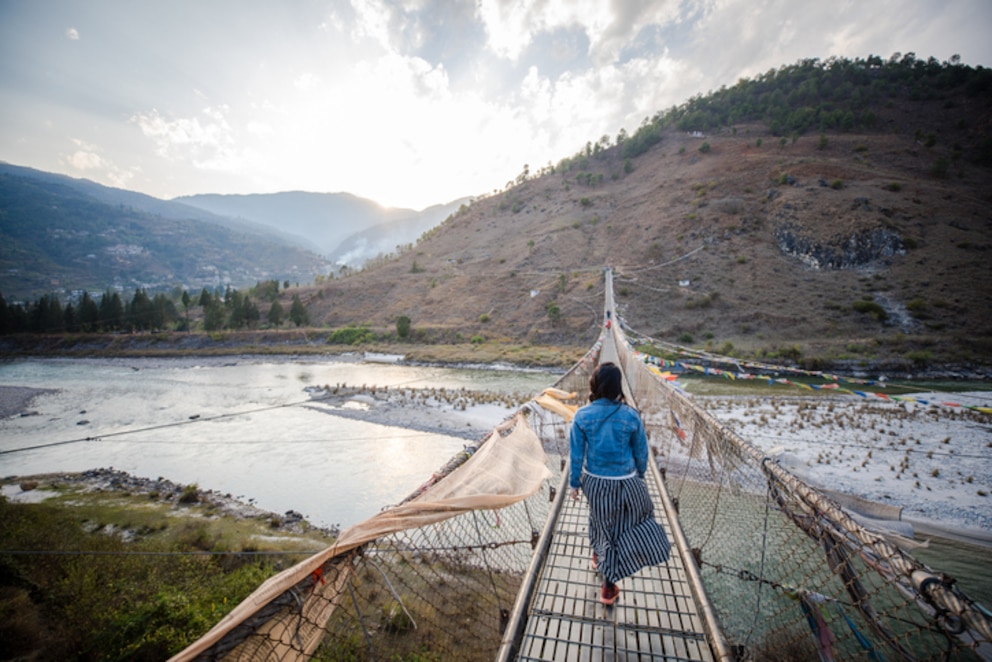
(699, 142, 711, 153)
(883, 181, 902, 192)
(775, 345, 803, 361)
(906, 298, 929, 319)
(686, 292, 719, 309)
(178, 484, 199, 504)
(830, 179, 844, 190)
(678, 332, 694, 344)
(930, 157, 949, 178)
(395, 316, 411, 338)
(327, 325, 375, 345)
(478, 313, 490, 323)
(545, 301, 561, 325)
(852, 300, 888, 322)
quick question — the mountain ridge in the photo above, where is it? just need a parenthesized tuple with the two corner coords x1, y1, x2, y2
(3, 54, 991, 367)
(0, 165, 333, 299)
(176, 191, 468, 265)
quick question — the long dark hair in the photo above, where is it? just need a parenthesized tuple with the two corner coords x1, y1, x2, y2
(589, 362, 624, 403)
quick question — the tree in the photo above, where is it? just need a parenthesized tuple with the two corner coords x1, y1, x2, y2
(181, 290, 191, 332)
(151, 293, 176, 331)
(64, 302, 78, 333)
(289, 295, 309, 327)
(203, 302, 226, 331)
(30, 294, 64, 333)
(127, 289, 153, 331)
(242, 297, 260, 328)
(227, 291, 246, 328)
(546, 301, 561, 326)
(267, 301, 284, 327)
(396, 316, 411, 339)
(79, 292, 99, 332)
(0, 292, 10, 334)
(99, 290, 123, 331)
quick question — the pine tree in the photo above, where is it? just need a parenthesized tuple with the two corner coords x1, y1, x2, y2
(289, 295, 309, 327)
(267, 301, 284, 327)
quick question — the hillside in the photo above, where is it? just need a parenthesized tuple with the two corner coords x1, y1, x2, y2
(0, 168, 331, 300)
(300, 60, 992, 369)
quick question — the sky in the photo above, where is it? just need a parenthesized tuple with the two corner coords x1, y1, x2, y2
(1, 1, 990, 211)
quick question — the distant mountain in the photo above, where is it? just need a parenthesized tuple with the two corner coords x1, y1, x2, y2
(175, 192, 466, 264)
(327, 199, 468, 268)
(0, 165, 331, 300)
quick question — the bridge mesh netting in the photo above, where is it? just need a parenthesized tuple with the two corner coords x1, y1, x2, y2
(174, 271, 991, 661)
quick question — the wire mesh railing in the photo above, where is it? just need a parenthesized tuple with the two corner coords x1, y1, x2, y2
(610, 312, 992, 661)
(175, 268, 991, 661)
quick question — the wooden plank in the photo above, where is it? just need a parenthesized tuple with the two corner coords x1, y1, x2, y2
(516, 469, 715, 662)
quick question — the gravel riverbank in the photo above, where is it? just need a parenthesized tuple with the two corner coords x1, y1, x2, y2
(0, 386, 58, 419)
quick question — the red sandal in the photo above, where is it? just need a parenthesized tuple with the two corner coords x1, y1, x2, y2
(600, 581, 620, 605)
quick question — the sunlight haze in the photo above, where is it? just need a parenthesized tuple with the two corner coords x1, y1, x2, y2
(1, 0, 989, 210)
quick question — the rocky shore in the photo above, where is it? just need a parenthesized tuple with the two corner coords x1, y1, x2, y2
(2, 467, 339, 537)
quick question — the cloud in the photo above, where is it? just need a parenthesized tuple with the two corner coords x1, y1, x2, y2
(131, 106, 241, 171)
(350, 0, 395, 49)
(66, 149, 105, 170)
(6, 0, 986, 210)
(62, 140, 134, 188)
(475, 0, 683, 65)
(293, 72, 320, 91)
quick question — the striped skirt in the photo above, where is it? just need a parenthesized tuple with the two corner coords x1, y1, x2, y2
(581, 473, 671, 584)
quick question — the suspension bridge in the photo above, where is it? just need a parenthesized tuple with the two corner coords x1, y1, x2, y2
(173, 269, 992, 661)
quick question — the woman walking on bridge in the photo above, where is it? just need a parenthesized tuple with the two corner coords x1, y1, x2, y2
(569, 362, 671, 605)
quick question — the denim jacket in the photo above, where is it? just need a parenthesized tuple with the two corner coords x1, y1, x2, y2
(569, 399, 648, 489)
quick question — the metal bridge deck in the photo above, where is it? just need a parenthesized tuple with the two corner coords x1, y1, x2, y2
(514, 469, 716, 661)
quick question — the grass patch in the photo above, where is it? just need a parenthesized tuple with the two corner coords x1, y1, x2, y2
(0, 481, 333, 660)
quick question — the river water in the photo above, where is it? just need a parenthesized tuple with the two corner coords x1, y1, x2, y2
(0, 356, 555, 529)
(4, 356, 991, 615)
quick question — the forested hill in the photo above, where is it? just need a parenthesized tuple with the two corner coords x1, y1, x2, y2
(296, 54, 992, 367)
(0, 167, 330, 300)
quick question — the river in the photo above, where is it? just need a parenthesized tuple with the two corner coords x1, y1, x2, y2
(0, 356, 556, 529)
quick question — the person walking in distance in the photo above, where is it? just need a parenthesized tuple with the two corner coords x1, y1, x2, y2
(569, 362, 671, 605)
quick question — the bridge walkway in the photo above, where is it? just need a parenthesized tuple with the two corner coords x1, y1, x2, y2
(510, 462, 718, 661)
